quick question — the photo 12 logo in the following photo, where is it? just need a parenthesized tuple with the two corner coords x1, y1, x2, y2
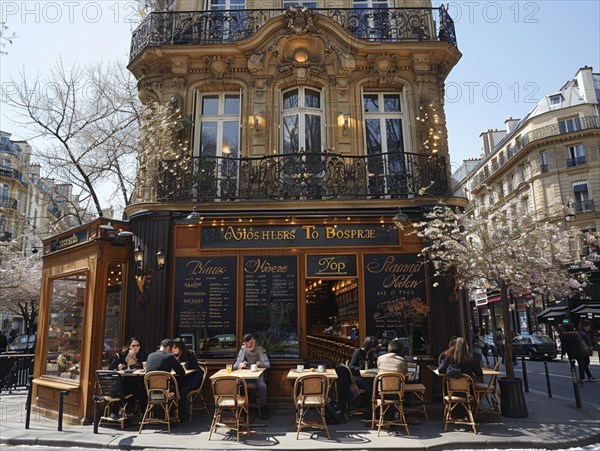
(445, 81, 540, 105)
(1, 1, 143, 24)
(433, 1, 540, 24)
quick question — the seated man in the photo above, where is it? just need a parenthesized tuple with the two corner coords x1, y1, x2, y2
(233, 333, 270, 419)
(376, 339, 408, 375)
(146, 338, 185, 376)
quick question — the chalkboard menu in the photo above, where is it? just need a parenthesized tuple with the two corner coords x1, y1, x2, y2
(363, 254, 427, 339)
(174, 257, 237, 358)
(243, 256, 299, 357)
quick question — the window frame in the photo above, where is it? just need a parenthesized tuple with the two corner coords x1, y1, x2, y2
(280, 86, 324, 155)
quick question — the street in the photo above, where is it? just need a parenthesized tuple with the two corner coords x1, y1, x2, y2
(499, 357, 600, 411)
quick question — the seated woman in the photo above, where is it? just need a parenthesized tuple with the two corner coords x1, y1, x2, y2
(437, 336, 483, 381)
(109, 337, 146, 370)
(172, 338, 203, 420)
(348, 335, 378, 399)
(437, 336, 458, 365)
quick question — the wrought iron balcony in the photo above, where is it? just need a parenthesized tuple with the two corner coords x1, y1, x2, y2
(574, 199, 595, 214)
(156, 150, 449, 202)
(0, 196, 18, 209)
(130, 6, 457, 62)
(566, 155, 587, 167)
(0, 167, 26, 185)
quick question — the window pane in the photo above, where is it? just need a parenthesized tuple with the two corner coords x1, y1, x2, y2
(383, 94, 401, 112)
(283, 115, 299, 154)
(102, 263, 123, 369)
(200, 122, 218, 156)
(363, 94, 379, 113)
(304, 114, 321, 153)
(365, 119, 382, 154)
(45, 274, 87, 380)
(283, 90, 298, 110)
(304, 89, 321, 109)
(224, 95, 240, 115)
(385, 118, 404, 154)
(222, 121, 239, 157)
(202, 95, 219, 115)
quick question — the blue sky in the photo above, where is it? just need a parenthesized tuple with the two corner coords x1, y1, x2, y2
(1, 1, 599, 175)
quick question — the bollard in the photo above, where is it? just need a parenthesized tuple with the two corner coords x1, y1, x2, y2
(25, 375, 33, 429)
(521, 356, 529, 392)
(569, 359, 582, 408)
(544, 360, 552, 398)
(58, 390, 69, 431)
(93, 396, 102, 434)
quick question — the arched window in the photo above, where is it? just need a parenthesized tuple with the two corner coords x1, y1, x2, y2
(363, 92, 408, 197)
(281, 86, 323, 154)
(193, 92, 241, 199)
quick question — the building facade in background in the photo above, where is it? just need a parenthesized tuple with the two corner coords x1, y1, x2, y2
(452, 66, 600, 336)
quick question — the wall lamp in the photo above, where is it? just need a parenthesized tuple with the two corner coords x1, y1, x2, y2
(30, 246, 42, 254)
(134, 245, 144, 271)
(99, 222, 118, 240)
(253, 114, 263, 136)
(338, 113, 349, 136)
(393, 208, 409, 230)
(156, 248, 166, 271)
(186, 206, 202, 223)
(565, 203, 576, 222)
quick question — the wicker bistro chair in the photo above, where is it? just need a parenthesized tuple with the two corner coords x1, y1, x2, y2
(293, 373, 330, 439)
(442, 374, 478, 433)
(474, 361, 502, 419)
(370, 372, 410, 436)
(187, 364, 209, 421)
(138, 371, 180, 433)
(209, 375, 250, 442)
(96, 370, 138, 430)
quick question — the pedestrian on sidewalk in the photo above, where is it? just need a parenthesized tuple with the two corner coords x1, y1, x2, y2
(493, 327, 505, 364)
(560, 323, 590, 385)
(578, 320, 596, 382)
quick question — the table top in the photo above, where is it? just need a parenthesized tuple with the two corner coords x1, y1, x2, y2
(359, 366, 416, 378)
(427, 365, 500, 376)
(210, 368, 266, 380)
(117, 368, 199, 377)
(286, 368, 338, 380)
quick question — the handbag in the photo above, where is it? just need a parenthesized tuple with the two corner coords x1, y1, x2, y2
(577, 333, 593, 357)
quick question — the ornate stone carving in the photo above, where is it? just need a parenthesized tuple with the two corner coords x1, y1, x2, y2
(285, 7, 317, 36)
(367, 54, 400, 84)
(203, 56, 234, 79)
(137, 75, 164, 104)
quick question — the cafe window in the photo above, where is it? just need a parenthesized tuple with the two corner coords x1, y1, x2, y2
(102, 263, 124, 369)
(45, 273, 87, 380)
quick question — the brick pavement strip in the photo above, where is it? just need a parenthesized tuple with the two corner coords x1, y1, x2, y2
(1, 390, 599, 450)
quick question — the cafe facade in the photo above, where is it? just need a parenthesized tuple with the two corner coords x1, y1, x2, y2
(31, 1, 468, 423)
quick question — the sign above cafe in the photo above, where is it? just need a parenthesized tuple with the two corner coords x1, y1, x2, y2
(200, 224, 398, 249)
(50, 229, 89, 253)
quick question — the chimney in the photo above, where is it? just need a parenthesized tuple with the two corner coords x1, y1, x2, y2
(505, 117, 520, 134)
(576, 66, 598, 103)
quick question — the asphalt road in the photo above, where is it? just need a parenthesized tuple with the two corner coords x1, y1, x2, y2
(501, 356, 600, 410)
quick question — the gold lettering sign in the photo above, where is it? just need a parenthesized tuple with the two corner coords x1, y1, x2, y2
(366, 255, 424, 289)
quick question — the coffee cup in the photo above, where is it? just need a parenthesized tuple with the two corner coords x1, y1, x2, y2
(251, 364, 257, 372)
(226, 363, 232, 374)
(142, 362, 147, 371)
(297, 364, 304, 372)
(317, 365, 325, 373)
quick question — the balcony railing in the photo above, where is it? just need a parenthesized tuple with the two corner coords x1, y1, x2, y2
(130, 6, 457, 62)
(574, 199, 595, 214)
(566, 155, 587, 167)
(0, 167, 27, 185)
(155, 150, 449, 202)
(0, 196, 18, 209)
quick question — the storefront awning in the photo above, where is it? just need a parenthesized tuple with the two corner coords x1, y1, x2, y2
(537, 306, 568, 319)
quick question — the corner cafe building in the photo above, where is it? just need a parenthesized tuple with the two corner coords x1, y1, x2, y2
(32, 203, 467, 423)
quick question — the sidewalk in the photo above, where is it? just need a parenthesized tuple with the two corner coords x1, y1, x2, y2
(1, 386, 599, 451)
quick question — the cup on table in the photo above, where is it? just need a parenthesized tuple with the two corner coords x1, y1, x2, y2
(142, 362, 147, 371)
(297, 364, 304, 372)
(251, 363, 257, 372)
(317, 365, 325, 373)
(226, 363, 232, 374)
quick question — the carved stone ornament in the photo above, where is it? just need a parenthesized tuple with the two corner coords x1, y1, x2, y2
(137, 76, 164, 104)
(285, 6, 317, 36)
(203, 56, 234, 79)
(367, 54, 400, 84)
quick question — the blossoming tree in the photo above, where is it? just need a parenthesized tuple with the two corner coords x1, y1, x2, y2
(416, 206, 583, 380)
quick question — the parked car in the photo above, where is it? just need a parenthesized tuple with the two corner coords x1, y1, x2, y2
(512, 334, 557, 360)
(7, 334, 35, 353)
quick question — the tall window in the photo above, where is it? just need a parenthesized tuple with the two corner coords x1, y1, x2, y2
(573, 182, 591, 212)
(363, 92, 407, 196)
(281, 87, 323, 154)
(195, 92, 241, 199)
(567, 144, 585, 167)
(102, 263, 124, 369)
(540, 151, 548, 172)
(559, 117, 581, 134)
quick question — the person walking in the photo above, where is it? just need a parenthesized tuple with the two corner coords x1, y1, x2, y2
(494, 327, 505, 364)
(560, 324, 590, 385)
(578, 321, 596, 382)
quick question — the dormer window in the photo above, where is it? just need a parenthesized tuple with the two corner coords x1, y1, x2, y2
(549, 94, 562, 106)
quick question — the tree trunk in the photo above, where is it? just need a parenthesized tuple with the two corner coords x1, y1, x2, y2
(500, 281, 515, 380)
